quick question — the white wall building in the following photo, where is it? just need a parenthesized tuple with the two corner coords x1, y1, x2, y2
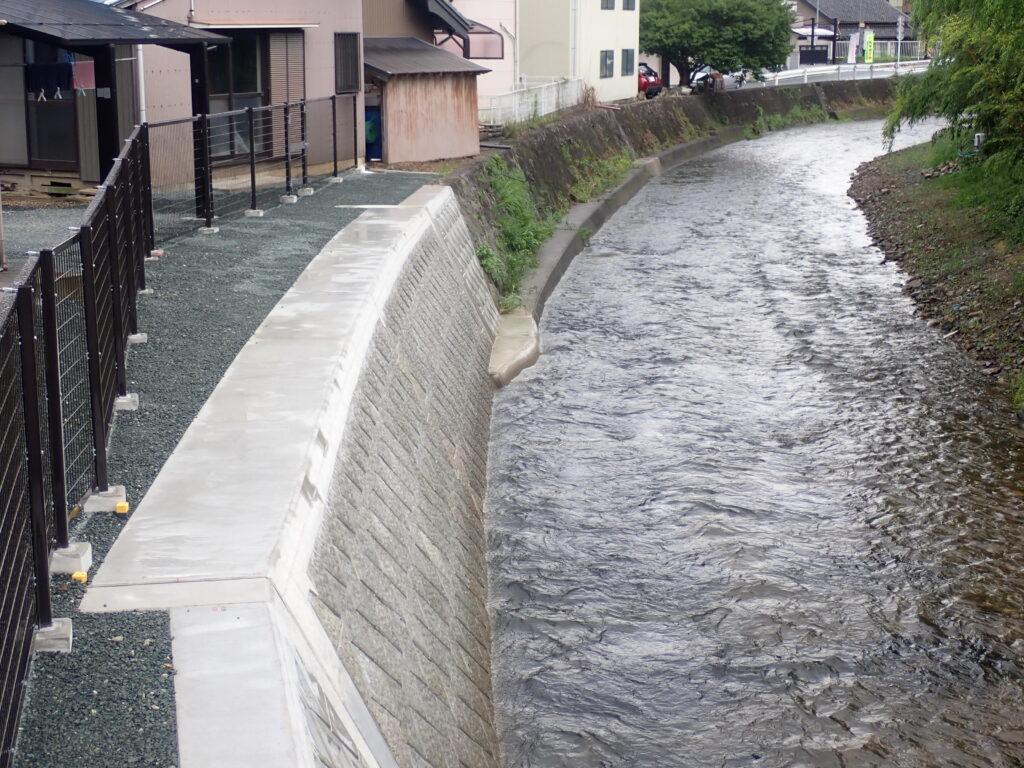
(519, 0, 641, 103)
(448, 0, 518, 99)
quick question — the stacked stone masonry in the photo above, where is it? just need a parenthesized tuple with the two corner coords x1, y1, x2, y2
(311, 196, 502, 768)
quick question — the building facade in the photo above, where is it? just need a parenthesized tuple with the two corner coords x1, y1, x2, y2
(519, 0, 640, 103)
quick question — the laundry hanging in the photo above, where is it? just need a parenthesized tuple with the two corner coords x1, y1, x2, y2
(26, 61, 73, 100)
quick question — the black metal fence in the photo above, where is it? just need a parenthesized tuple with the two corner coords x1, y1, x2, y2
(149, 94, 360, 241)
(0, 123, 152, 768)
(0, 93, 357, 766)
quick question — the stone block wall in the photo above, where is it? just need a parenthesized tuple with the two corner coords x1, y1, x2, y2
(311, 191, 502, 768)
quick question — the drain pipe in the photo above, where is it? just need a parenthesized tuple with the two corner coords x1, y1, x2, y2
(569, 0, 578, 78)
(136, 45, 146, 124)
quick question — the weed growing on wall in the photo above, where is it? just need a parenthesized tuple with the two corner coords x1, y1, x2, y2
(560, 140, 635, 202)
(478, 154, 557, 307)
(745, 104, 830, 138)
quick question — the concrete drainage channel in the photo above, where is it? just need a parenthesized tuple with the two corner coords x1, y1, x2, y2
(16, 83, 903, 768)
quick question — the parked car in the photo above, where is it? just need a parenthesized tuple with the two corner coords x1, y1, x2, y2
(689, 67, 746, 93)
(638, 62, 663, 99)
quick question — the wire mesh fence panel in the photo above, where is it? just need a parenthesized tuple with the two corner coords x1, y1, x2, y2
(28, 268, 56, 552)
(51, 237, 94, 509)
(149, 117, 202, 241)
(0, 305, 38, 768)
(336, 93, 360, 172)
(305, 97, 337, 186)
(84, 210, 119, 439)
(252, 105, 292, 212)
(208, 108, 259, 219)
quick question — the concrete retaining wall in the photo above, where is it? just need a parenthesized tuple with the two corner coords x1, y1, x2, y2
(82, 186, 500, 768)
(447, 79, 894, 260)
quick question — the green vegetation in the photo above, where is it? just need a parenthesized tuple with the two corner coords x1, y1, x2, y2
(502, 112, 563, 140)
(476, 143, 638, 309)
(566, 147, 634, 202)
(640, 0, 794, 86)
(745, 104, 830, 138)
(477, 155, 557, 307)
(885, 0, 1024, 244)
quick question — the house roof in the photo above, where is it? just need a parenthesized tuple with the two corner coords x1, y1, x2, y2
(808, 0, 908, 24)
(411, 0, 472, 38)
(364, 36, 489, 80)
(0, 0, 227, 48)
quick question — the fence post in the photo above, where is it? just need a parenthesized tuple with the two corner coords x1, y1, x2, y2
(300, 101, 309, 189)
(352, 94, 358, 169)
(284, 103, 293, 195)
(79, 225, 109, 492)
(331, 95, 339, 178)
(104, 186, 129, 396)
(39, 250, 68, 549)
(16, 285, 53, 629)
(247, 108, 257, 211)
(196, 113, 214, 227)
(139, 124, 154, 287)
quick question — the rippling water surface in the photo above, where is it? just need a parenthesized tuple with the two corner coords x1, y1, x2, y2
(486, 119, 1024, 768)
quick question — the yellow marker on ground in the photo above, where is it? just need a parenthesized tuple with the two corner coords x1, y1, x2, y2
(115, 501, 130, 515)
(71, 572, 88, 583)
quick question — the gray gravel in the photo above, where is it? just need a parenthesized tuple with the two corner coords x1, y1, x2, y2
(2, 204, 87, 269)
(14, 170, 432, 768)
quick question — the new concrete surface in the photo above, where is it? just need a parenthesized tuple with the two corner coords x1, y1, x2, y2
(14, 170, 431, 768)
(81, 186, 498, 768)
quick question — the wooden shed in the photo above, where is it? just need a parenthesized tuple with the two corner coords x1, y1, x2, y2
(363, 37, 488, 164)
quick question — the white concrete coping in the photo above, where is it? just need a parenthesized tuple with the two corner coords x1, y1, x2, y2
(82, 185, 470, 768)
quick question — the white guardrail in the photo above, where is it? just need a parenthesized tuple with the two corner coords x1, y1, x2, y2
(479, 77, 585, 126)
(763, 58, 931, 87)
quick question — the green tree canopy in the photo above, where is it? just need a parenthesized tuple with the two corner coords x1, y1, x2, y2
(885, 0, 1024, 163)
(640, 0, 794, 86)
(885, 0, 1024, 241)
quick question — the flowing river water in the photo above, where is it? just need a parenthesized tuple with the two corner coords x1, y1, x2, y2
(486, 119, 1024, 768)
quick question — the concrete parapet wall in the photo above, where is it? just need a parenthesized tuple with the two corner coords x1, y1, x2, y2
(82, 186, 499, 768)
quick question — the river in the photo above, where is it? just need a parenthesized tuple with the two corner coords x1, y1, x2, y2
(486, 119, 1024, 767)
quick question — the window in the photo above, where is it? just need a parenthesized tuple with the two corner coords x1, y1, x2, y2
(335, 33, 360, 93)
(621, 49, 635, 76)
(601, 0, 615, 8)
(623, 0, 635, 8)
(600, 50, 614, 78)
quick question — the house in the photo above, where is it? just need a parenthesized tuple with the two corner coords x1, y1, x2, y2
(443, 0, 517, 100)
(0, 0, 223, 193)
(361, 0, 488, 164)
(790, 0, 913, 67)
(519, 0, 641, 103)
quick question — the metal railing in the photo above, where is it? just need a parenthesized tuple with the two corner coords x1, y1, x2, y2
(0, 93, 359, 764)
(479, 77, 585, 126)
(148, 94, 359, 241)
(0, 124, 152, 768)
(760, 58, 931, 87)
(834, 39, 923, 62)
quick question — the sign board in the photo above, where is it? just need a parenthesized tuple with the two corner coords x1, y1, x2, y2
(864, 30, 876, 63)
(897, 17, 905, 42)
(847, 32, 859, 64)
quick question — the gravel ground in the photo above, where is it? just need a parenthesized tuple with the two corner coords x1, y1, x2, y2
(14, 170, 432, 768)
(2, 204, 87, 270)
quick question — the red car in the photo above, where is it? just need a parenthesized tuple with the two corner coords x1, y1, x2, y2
(638, 62, 663, 98)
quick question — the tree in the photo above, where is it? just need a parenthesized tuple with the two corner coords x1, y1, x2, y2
(885, 0, 1024, 240)
(885, 0, 1024, 162)
(640, 0, 794, 87)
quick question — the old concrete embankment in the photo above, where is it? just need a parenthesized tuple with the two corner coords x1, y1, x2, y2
(448, 80, 895, 383)
(80, 81, 894, 768)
